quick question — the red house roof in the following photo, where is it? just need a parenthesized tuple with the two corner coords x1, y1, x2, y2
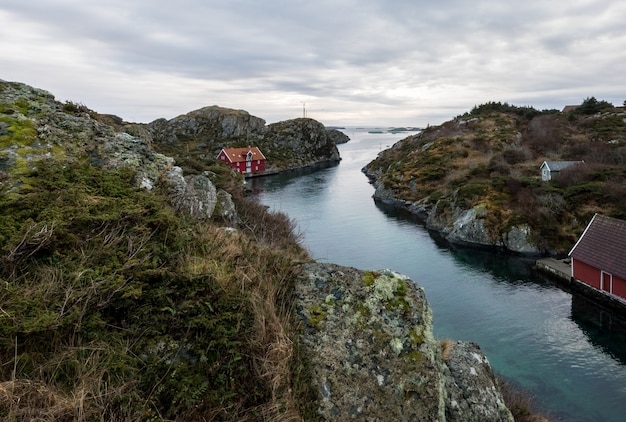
(569, 214, 626, 280)
(217, 147, 266, 164)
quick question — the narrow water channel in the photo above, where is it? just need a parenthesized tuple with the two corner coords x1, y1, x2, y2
(249, 127, 626, 422)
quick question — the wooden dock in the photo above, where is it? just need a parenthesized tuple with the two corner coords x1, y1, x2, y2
(536, 258, 626, 317)
(535, 257, 572, 283)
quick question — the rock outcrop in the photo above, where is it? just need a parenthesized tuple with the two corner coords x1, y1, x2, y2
(295, 262, 513, 421)
(362, 167, 540, 255)
(260, 118, 341, 172)
(327, 128, 351, 144)
(0, 80, 232, 222)
(147, 105, 267, 144)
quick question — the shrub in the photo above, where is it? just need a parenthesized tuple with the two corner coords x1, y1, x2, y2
(503, 147, 531, 164)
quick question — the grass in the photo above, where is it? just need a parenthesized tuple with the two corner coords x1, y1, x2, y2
(499, 380, 554, 422)
(0, 159, 310, 420)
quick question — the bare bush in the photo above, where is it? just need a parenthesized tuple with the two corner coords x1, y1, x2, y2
(235, 196, 305, 252)
(552, 163, 594, 187)
(537, 193, 566, 213)
(503, 147, 533, 164)
(522, 115, 565, 154)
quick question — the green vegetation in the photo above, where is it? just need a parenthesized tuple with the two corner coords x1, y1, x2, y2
(0, 112, 38, 148)
(368, 99, 626, 253)
(0, 159, 310, 420)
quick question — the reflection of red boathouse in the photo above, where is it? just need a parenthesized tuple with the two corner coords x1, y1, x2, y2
(216, 147, 266, 175)
(569, 214, 626, 301)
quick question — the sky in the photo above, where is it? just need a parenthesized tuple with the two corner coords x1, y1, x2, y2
(1, 0, 625, 127)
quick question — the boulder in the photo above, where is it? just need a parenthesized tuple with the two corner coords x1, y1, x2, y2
(164, 167, 217, 220)
(295, 262, 513, 421)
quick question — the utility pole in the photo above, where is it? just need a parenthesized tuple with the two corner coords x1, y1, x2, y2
(302, 101, 306, 118)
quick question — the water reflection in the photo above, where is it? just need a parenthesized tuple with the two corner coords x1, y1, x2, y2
(571, 294, 626, 365)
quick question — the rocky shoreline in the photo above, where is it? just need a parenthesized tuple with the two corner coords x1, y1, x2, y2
(361, 166, 542, 256)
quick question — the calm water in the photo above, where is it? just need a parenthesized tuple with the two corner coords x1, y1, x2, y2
(249, 128, 626, 422)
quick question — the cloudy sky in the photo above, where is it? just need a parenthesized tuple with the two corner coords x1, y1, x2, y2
(1, 1, 625, 127)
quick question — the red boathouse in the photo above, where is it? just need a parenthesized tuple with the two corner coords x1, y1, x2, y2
(216, 147, 266, 175)
(569, 214, 626, 301)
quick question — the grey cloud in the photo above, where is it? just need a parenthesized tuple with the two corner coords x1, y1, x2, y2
(1, 0, 625, 126)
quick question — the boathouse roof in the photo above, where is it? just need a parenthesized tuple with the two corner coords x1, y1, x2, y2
(569, 214, 626, 280)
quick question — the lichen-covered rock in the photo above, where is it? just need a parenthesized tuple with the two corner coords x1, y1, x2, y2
(147, 105, 267, 145)
(295, 262, 513, 422)
(215, 188, 238, 224)
(0, 79, 227, 222)
(164, 167, 217, 220)
(98, 131, 175, 191)
(443, 341, 513, 421)
(262, 118, 341, 171)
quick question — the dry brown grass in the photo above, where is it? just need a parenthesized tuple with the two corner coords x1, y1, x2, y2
(172, 210, 307, 420)
(1, 379, 92, 421)
(499, 380, 555, 422)
(440, 339, 455, 361)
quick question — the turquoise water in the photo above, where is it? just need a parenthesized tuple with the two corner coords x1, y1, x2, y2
(250, 128, 626, 422)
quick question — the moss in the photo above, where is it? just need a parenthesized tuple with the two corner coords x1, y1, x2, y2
(407, 350, 426, 364)
(362, 271, 379, 287)
(409, 326, 425, 347)
(0, 115, 38, 148)
(307, 304, 328, 329)
(386, 296, 411, 314)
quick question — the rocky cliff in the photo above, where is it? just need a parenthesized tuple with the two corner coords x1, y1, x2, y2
(296, 263, 513, 421)
(363, 168, 539, 255)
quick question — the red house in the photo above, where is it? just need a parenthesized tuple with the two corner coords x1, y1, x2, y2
(216, 147, 266, 175)
(569, 214, 626, 301)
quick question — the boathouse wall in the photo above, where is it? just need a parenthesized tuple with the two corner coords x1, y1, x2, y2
(573, 258, 626, 300)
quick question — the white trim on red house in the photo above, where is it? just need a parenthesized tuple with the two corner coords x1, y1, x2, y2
(568, 213, 598, 256)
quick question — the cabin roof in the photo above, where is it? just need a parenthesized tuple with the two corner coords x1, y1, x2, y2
(569, 214, 626, 280)
(562, 105, 580, 113)
(540, 161, 584, 172)
(218, 147, 266, 163)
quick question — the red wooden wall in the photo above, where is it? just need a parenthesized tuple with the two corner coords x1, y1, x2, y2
(573, 258, 626, 300)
